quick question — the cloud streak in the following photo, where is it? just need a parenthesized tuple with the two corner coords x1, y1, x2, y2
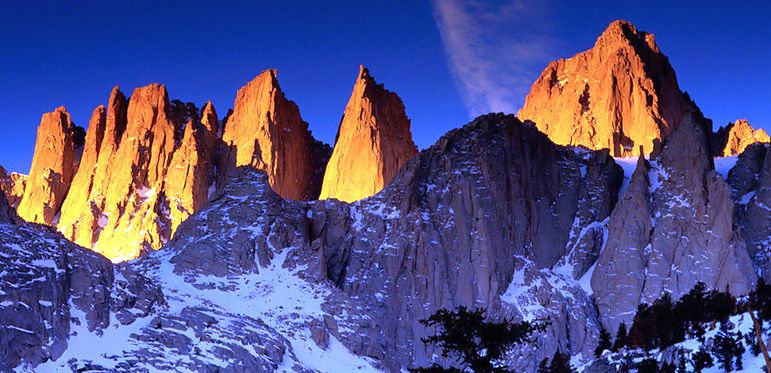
(433, 0, 557, 117)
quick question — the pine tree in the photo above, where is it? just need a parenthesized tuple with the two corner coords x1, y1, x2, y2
(735, 331, 746, 370)
(537, 358, 549, 373)
(751, 278, 771, 320)
(547, 351, 574, 373)
(676, 282, 708, 331)
(411, 306, 547, 372)
(704, 288, 735, 323)
(692, 345, 714, 373)
(594, 326, 612, 357)
(712, 322, 742, 372)
(612, 323, 627, 351)
(628, 292, 681, 349)
(635, 358, 659, 373)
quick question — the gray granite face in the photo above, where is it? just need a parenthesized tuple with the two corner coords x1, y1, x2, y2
(729, 142, 771, 281)
(305, 114, 623, 371)
(0, 216, 113, 370)
(592, 111, 757, 334)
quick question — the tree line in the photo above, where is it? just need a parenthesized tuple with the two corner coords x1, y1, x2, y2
(409, 279, 771, 372)
(594, 279, 771, 372)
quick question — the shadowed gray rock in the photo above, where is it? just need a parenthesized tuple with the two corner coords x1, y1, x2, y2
(310, 114, 622, 371)
(728, 143, 771, 281)
(592, 111, 757, 334)
(0, 208, 113, 370)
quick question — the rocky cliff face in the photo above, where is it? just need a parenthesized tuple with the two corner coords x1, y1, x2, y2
(728, 142, 771, 281)
(57, 104, 108, 246)
(310, 114, 622, 370)
(222, 69, 327, 200)
(57, 87, 127, 256)
(54, 85, 225, 261)
(0, 185, 18, 223)
(518, 20, 692, 157)
(319, 66, 418, 202)
(88, 84, 179, 259)
(2, 20, 767, 371)
(713, 119, 770, 156)
(16, 106, 83, 225)
(165, 116, 217, 234)
(591, 111, 757, 333)
(16, 72, 334, 262)
(0, 189, 113, 370)
(2, 114, 626, 372)
(0, 166, 27, 208)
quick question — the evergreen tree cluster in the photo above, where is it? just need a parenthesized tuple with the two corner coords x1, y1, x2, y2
(749, 278, 771, 320)
(537, 351, 574, 373)
(613, 282, 736, 350)
(691, 346, 714, 372)
(410, 280, 771, 372)
(411, 306, 549, 372)
(596, 279, 771, 372)
(712, 322, 746, 372)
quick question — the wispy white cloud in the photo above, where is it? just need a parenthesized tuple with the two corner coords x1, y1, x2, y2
(433, 0, 558, 117)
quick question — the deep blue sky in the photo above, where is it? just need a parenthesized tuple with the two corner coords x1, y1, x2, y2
(1, 1, 769, 173)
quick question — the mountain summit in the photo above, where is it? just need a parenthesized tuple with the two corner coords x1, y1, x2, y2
(319, 66, 417, 202)
(16, 106, 83, 225)
(518, 20, 692, 156)
(714, 119, 770, 156)
(222, 69, 328, 201)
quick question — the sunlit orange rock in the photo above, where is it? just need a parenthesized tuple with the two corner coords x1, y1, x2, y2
(0, 166, 27, 208)
(518, 20, 692, 156)
(714, 119, 770, 156)
(57, 87, 127, 251)
(166, 115, 218, 233)
(55, 85, 223, 261)
(90, 84, 178, 260)
(319, 66, 417, 202)
(17, 107, 82, 225)
(58, 105, 107, 245)
(222, 69, 324, 200)
(19, 75, 333, 261)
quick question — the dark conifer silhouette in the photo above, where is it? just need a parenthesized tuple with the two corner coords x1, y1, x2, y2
(691, 345, 714, 372)
(612, 322, 627, 351)
(594, 326, 612, 357)
(411, 306, 547, 372)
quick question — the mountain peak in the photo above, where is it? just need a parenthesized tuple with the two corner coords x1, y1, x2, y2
(319, 67, 417, 202)
(357, 64, 371, 80)
(222, 69, 327, 200)
(254, 68, 280, 88)
(714, 118, 770, 156)
(16, 106, 80, 225)
(518, 19, 691, 156)
(596, 20, 659, 53)
(201, 100, 218, 134)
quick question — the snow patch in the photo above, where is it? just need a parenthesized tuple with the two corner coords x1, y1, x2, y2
(714, 156, 739, 180)
(613, 157, 639, 200)
(740, 191, 756, 205)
